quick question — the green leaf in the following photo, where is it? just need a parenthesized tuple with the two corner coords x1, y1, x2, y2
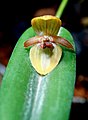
(0, 26, 76, 120)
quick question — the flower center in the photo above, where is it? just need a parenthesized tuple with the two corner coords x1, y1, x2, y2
(39, 35, 54, 49)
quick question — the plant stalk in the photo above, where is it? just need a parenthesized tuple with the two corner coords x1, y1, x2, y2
(56, 0, 68, 18)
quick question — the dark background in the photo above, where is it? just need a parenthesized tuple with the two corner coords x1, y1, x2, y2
(0, 0, 88, 119)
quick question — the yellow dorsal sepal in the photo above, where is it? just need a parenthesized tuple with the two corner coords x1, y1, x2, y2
(31, 15, 62, 36)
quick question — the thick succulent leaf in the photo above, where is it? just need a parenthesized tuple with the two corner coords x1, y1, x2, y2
(30, 44, 62, 75)
(0, 27, 76, 120)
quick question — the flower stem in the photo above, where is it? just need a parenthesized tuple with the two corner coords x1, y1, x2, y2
(55, 0, 68, 18)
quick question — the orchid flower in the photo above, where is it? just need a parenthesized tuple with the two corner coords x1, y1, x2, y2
(24, 15, 74, 75)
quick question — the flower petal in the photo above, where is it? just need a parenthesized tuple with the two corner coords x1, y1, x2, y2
(52, 36, 74, 50)
(24, 36, 41, 48)
(30, 44, 62, 75)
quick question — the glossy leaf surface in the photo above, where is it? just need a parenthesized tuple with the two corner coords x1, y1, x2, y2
(0, 27, 76, 120)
